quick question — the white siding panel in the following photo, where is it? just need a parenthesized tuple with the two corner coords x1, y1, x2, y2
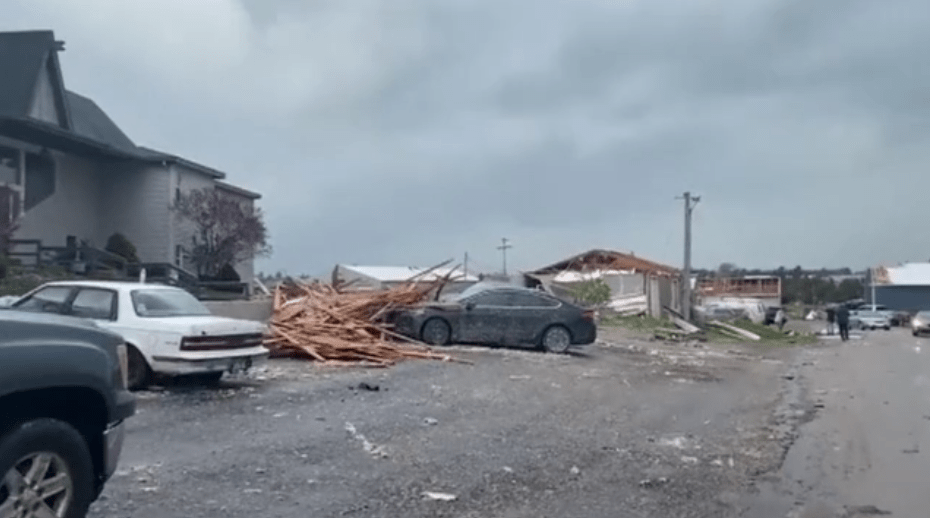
(28, 62, 61, 125)
(17, 151, 104, 247)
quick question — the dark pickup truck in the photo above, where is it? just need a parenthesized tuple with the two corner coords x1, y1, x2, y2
(0, 311, 136, 518)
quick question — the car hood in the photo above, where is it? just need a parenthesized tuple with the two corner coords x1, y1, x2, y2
(142, 316, 267, 336)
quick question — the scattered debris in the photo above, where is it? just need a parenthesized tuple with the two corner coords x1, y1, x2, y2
(344, 422, 388, 458)
(422, 491, 457, 502)
(844, 504, 892, 516)
(680, 456, 699, 464)
(570, 466, 581, 475)
(639, 477, 670, 488)
(423, 417, 438, 426)
(356, 382, 380, 392)
(502, 466, 514, 473)
(509, 375, 532, 380)
(708, 320, 761, 341)
(265, 266, 468, 367)
(902, 447, 919, 454)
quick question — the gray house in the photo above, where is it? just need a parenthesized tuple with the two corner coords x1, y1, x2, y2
(0, 30, 260, 286)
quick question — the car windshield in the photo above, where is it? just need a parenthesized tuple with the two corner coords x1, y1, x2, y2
(131, 289, 211, 317)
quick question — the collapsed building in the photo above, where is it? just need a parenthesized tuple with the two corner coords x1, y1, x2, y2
(526, 249, 681, 317)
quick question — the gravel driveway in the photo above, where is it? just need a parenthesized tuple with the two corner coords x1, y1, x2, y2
(90, 328, 805, 518)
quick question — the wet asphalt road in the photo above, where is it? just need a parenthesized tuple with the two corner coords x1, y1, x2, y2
(89, 332, 800, 518)
(747, 327, 930, 517)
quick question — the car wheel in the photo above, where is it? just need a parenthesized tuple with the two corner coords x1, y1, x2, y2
(0, 419, 95, 518)
(541, 325, 572, 354)
(421, 318, 452, 346)
(127, 345, 152, 391)
(913, 330, 919, 336)
(884, 326, 890, 331)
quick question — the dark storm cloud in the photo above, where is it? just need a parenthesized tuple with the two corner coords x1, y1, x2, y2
(7, 0, 930, 274)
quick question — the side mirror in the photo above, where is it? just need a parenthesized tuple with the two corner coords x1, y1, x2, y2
(465, 302, 475, 311)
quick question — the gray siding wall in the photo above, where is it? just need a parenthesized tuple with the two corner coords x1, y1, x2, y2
(172, 167, 256, 285)
(18, 151, 104, 247)
(874, 286, 930, 312)
(99, 162, 172, 263)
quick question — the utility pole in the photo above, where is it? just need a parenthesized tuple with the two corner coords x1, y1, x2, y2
(464, 252, 469, 279)
(678, 192, 700, 321)
(497, 238, 512, 276)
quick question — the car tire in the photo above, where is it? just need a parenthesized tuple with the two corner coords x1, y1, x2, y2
(127, 345, 152, 391)
(421, 318, 452, 346)
(0, 418, 95, 518)
(541, 325, 572, 354)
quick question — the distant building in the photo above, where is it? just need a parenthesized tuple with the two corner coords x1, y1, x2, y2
(332, 264, 480, 298)
(697, 276, 782, 309)
(869, 264, 930, 311)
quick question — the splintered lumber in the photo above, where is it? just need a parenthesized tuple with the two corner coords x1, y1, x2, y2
(263, 271, 466, 367)
(708, 320, 761, 341)
(671, 316, 701, 334)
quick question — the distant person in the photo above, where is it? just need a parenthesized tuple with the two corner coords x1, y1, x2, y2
(774, 308, 787, 331)
(836, 305, 850, 341)
(826, 307, 836, 335)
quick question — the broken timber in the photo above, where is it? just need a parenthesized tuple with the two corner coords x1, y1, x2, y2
(708, 320, 761, 341)
(264, 262, 470, 367)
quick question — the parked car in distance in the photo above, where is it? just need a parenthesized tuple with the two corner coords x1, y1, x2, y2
(388, 285, 597, 353)
(7, 281, 269, 390)
(1, 310, 135, 517)
(852, 310, 891, 331)
(911, 311, 930, 336)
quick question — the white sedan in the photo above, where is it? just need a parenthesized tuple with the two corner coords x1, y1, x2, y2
(9, 280, 269, 389)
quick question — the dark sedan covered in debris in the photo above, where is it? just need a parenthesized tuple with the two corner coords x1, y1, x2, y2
(388, 285, 597, 353)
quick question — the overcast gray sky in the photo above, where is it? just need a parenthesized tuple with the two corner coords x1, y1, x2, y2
(6, 0, 930, 275)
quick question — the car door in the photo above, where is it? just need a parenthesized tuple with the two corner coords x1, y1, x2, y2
(68, 288, 118, 327)
(504, 291, 561, 345)
(458, 290, 513, 344)
(12, 285, 76, 315)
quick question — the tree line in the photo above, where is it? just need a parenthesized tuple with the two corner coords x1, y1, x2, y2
(697, 264, 866, 305)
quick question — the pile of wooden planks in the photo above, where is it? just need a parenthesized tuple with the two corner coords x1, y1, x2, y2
(263, 278, 459, 367)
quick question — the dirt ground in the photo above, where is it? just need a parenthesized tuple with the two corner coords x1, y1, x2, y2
(89, 327, 812, 518)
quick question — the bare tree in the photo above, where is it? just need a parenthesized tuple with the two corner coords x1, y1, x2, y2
(172, 188, 271, 279)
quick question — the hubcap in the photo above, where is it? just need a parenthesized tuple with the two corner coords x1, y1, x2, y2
(545, 328, 570, 353)
(0, 452, 73, 518)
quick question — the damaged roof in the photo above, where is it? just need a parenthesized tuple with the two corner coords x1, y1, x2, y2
(532, 249, 679, 277)
(873, 263, 930, 286)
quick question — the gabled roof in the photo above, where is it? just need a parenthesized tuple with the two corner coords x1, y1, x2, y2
(65, 91, 136, 154)
(216, 180, 261, 200)
(532, 248, 679, 277)
(0, 31, 57, 119)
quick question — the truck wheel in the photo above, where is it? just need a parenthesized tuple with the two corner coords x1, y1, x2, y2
(0, 419, 95, 518)
(127, 346, 152, 391)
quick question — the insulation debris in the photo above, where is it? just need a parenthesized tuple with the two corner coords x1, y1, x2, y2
(263, 270, 465, 367)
